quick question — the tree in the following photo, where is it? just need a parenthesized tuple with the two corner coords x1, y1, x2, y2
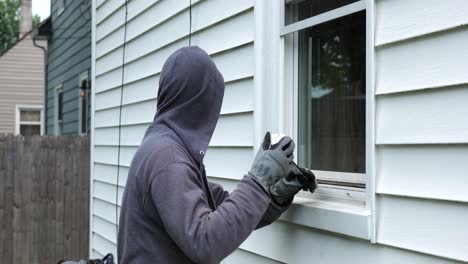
(0, 0, 20, 54)
(33, 13, 40, 28)
(0, 0, 41, 55)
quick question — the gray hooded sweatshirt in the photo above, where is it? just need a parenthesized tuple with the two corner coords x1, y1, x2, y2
(118, 46, 291, 264)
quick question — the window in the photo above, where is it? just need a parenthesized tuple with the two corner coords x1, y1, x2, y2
(285, 0, 360, 25)
(57, 0, 65, 15)
(15, 105, 44, 136)
(55, 85, 63, 135)
(78, 71, 90, 135)
(282, 0, 368, 188)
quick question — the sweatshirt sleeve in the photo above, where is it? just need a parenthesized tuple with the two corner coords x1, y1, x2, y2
(256, 198, 293, 229)
(208, 181, 292, 229)
(208, 182, 230, 206)
(151, 162, 269, 264)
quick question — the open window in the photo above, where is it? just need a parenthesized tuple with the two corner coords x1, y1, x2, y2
(15, 105, 44, 136)
(281, 0, 370, 204)
(78, 71, 90, 135)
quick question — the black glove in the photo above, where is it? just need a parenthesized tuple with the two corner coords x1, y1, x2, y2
(270, 163, 318, 205)
(248, 132, 295, 193)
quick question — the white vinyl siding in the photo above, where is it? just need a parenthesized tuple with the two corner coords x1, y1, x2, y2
(91, 0, 255, 259)
(377, 145, 468, 202)
(91, 0, 468, 263)
(239, 220, 464, 264)
(374, 0, 468, 262)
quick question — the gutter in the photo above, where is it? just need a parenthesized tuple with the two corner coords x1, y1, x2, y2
(32, 39, 48, 135)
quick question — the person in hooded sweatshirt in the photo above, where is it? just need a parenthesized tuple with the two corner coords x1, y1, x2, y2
(118, 46, 316, 264)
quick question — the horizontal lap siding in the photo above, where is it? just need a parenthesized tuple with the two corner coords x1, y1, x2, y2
(376, 85, 468, 144)
(376, 27, 468, 94)
(224, 249, 285, 264)
(92, 0, 255, 257)
(377, 196, 468, 261)
(47, 0, 91, 134)
(0, 36, 45, 133)
(377, 145, 468, 202)
(375, 0, 468, 46)
(240, 220, 463, 264)
(375, 0, 468, 262)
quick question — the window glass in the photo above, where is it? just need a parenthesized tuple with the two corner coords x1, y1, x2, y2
(79, 75, 89, 134)
(20, 110, 41, 122)
(297, 11, 366, 173)
(80, 91, 89, 134)
(58, 91, 63, 122)
(285, 0, 359, 25)
(20, 125, 40, 137)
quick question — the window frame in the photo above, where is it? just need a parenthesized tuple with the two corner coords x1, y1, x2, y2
(78, 71, 90, 135)
(285, 9, 367, 188)
(55, 84, 64, 135)
(15, 105, 44, 136)
(274, 0, 376, 241)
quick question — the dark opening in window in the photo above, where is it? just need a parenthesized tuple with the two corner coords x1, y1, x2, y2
(58, 90, 63, 122)
(297, 11, 366, 174)
(20, 125, 41, 137)
(80, 78, 89, 134)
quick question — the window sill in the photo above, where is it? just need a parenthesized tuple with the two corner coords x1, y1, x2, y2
(278, 190, 371, 240)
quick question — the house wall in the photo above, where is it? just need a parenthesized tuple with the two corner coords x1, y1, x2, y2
(47, 0, 91, 135)
(373, 0, 468, 261)
(91, 0, 468, 263)
(0, 35, 45, 134)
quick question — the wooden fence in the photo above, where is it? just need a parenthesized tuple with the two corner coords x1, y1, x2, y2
(0, 135, 89, 263)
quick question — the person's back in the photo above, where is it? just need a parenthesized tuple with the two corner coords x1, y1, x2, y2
(118, 127, 202, 263)
(118, 46, 312, 264)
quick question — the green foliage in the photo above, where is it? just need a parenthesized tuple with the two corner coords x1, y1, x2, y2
(32, 14, 41, 28)
(0, 0, 41, 55)
(0, 0, 20, 54)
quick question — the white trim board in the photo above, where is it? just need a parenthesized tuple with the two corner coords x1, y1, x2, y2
(281, 1, 366, 36)
(90, 0, 97, 257)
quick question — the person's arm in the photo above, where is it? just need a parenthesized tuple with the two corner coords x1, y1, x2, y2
(256, 198, 293, 229)
(208, 181, 292, 229)
(208, 182, 229, 206)
(151, 163, 269, 264)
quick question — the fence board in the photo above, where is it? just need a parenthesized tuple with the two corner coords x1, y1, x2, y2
(0, 135, 90, 263)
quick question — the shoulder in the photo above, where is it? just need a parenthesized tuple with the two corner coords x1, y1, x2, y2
(130, 132, 196, 188)
(139, 133, 193, 168)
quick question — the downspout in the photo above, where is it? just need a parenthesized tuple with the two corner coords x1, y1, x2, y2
(33, 39, 48, 135)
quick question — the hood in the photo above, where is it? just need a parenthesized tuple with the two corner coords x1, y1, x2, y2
(151, 46, 225, 165)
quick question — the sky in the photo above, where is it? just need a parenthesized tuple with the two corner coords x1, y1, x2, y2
(32, 0, 51, 21)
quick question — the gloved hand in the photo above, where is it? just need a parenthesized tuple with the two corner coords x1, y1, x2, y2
(270, 163, 318, 205)
(248, 132, 295, 193)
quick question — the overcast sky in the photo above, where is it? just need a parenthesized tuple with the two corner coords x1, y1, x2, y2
(32, 0, 51, 21)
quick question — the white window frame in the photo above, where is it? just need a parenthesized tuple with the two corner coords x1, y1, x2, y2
(55, 84, 64, 135)
(254, 0, 375, 241)
(57, 0, 65, 16)
(283, 1, 367, 187)
(78, 71, 90, 135)
(284, 0, 375, 241)
(15, 105, 44, 136)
